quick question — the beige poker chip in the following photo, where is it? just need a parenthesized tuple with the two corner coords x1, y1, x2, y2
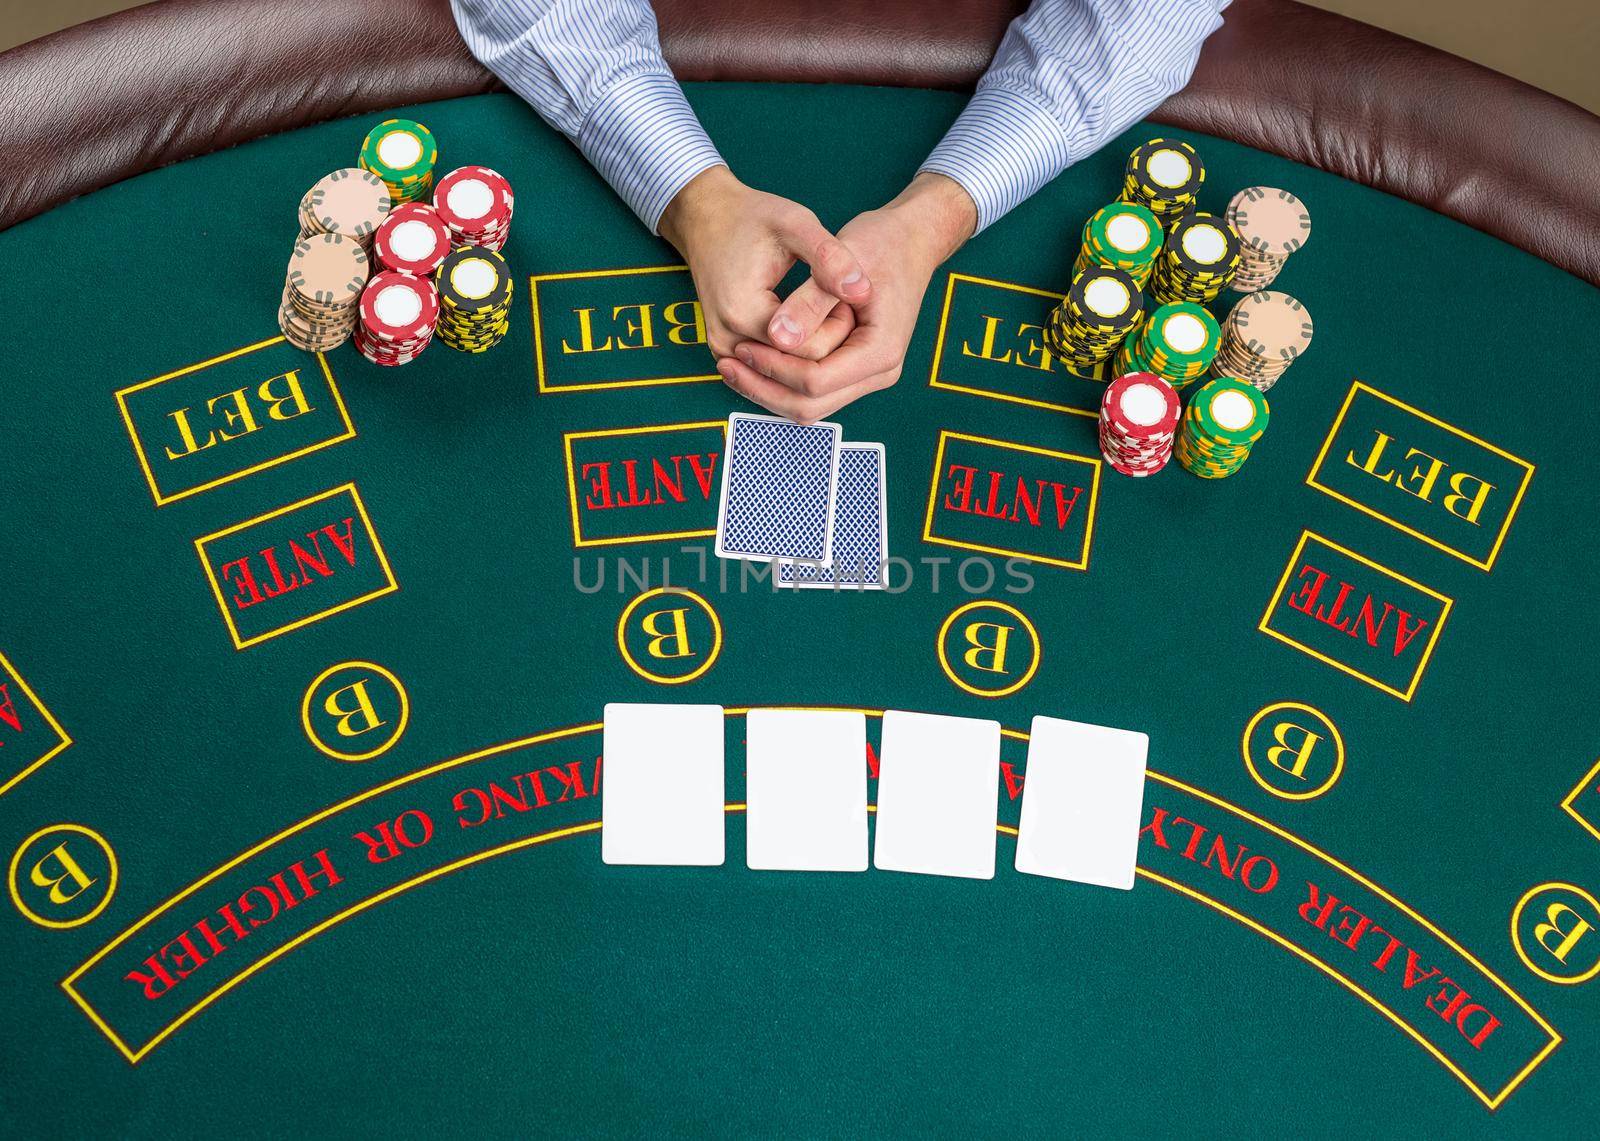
(1227, 290, 1314, 362)
(286, 232, 369, 306)
(1227, 186, 1312, 256)
(300, 167, 392, 241)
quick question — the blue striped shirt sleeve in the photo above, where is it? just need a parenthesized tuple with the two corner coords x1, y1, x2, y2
(921, 0, 1229, 233)
(450, 0, 724, 233)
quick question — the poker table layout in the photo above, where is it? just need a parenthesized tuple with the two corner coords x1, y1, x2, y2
(4, 1, 1600, 1135)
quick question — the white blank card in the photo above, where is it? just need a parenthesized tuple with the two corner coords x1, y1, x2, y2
(601, 703, 726, 866)
(746, 709, 868, 871)
(1015, 715, 1148, 890)
(873, 710, 1001, 879)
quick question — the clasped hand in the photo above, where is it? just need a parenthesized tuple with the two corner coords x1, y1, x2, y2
(659, 166, 977, 423)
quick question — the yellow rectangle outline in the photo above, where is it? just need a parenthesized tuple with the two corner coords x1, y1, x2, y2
(59, 711, 1558, 1110)
(562, 420, 728, 548)
(1559, 757, 1600, 844)
(114, 335, 356, 507)
(921, 430, 1101, 571)
(926, 271, 1100, 421)
(1258, 529, 1454, 702)
(193, 482, 398, 651)
(531, 265, 720, 394)
(0, 649, 72, 798)
(1305, 380, 1535, 572)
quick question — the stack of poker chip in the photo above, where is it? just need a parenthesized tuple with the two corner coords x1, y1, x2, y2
(298, 168, 392, 250)
(354, 270, 439, 366)
(1099, 372, 1181, 477)
(1046, 266, 1145, 369)
(1226, 187, 1311, 291)
(374, 203, 453, 277)
(434, 245, 513, 352)
(1073, 201, 1163, 288)
(1150, 212, 1241, 305)
(359, 119, 439, 205)
(1121, 138, 1204, 229)
(434, 166, 515, 252)
(279, 233, 369, 352)
(1212, 291, 1314, 392)
(1115, 301, 1220, 388)
(1176, 377, 1270, 479)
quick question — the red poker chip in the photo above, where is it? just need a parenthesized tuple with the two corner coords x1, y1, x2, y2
(434, 165, 515, 235)
(1102, 446, 1172, 471)
(1101, 371, 1180, 441)
(359, 270, 439, 342)
(353, 320, 432, 364)
(1099, 405, 1177, 431)
(1098, 415, 1174, 474)
(374, 204, 452, 276)
(356, 349, 428, 366)
(1108, 459, 1168, 478)
(360, 342, 430, 359)
(355, 326, 430, 352)
(1100, 435, 1173, 458)
(356, 345, 429, 367)
(1103, 444, 1174, 460)
(1102, 437, 1171, 464)
(354, 319, 430, 346)
(355, 329, 430, 354)
(1105, 446, 1173, 461)
(1108, 421, 1174, 437)
(356, 348, 419, 366)
(1108, 449, 1167, 466)
(1100, 428, 1177, 457)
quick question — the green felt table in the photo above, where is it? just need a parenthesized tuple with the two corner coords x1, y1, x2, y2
(3, 83, 1599, 1135)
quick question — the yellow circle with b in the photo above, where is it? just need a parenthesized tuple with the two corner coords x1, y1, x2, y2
(301, 661, 410, 762)
(1511, 882, 1600, 985)
(617, 587, 723, 685)
(9, 823, 118, 930)
(1242, 701, 1345, 800)
(936, 600, 1041, 699)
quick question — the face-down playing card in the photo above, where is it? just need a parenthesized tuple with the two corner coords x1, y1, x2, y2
(714, 413, 841, 563)
(778, 442, 887, 589)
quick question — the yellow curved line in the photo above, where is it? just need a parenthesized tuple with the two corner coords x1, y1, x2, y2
(1135, 868, 1558, 1110)
(62, 708, 1559, 1108)
(64, 723, 603, 987)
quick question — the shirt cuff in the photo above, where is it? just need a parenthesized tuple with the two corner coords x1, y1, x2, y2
(577, 70, 725, 234)
(918, 86, 1075, 234)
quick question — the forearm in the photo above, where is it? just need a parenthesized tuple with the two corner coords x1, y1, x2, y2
(450, 0, 723, 232)
(878, 173, 980, 273)
(658, 166, 741, 261)
(921, 0, 1227, 232)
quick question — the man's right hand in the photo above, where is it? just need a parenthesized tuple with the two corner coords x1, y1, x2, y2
(657, 166, 871, 363)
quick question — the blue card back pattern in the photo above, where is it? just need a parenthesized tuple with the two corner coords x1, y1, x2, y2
(779, 442, 887, 589)
(715, 413, 841, 562)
